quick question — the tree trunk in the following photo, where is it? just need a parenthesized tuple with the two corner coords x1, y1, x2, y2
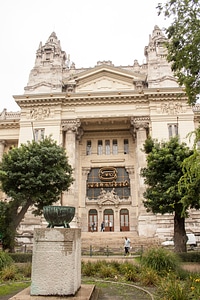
(8, 198, 33, 252)
(174, 211, 187, 253)
(14, 198, 33, 229)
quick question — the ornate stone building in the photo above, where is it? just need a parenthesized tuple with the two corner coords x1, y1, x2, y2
(1, 26, 200, 246)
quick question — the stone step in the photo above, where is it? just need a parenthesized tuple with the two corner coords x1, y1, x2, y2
(81, 231, 160, 251)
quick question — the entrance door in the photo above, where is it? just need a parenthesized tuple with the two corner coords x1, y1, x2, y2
(104, 209, 114, 232)
(120, 209, 129, 231)
(88, 209, 98, 232)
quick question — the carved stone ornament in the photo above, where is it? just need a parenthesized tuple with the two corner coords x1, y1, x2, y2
(135, 81, 143, 92)
(62, 119, 81, 133)
(131, 116, 150, 130)
(160, 102, 183, 115)
(97, 188, 120, 208)
(30, 107, 50, 120)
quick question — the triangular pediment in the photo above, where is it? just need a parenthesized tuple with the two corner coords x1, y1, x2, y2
(65, 64, 146, 93)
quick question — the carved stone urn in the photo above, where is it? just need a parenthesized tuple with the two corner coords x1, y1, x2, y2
(43, 206, 75, 228)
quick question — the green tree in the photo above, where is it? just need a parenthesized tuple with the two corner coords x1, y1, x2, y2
(158, 0, 200, 105)
(179, 127, 200, 211)
(141, 136, 193, 252)
(0, 137, 74, 251)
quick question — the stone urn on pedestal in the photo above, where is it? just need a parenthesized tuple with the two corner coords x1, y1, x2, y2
(30, 205, 82, 296)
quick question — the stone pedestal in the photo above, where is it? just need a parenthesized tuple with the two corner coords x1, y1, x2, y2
(30, 228, 81, 296)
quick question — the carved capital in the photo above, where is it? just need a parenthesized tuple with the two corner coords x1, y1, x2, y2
(82, 167, 91, 177)
(125, 166, 134, 175)
(131, 116, 150, 131)
(0, 140, 6, 147)
(62, 119, 81, 133)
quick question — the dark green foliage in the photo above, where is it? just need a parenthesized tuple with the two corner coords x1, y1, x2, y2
(9, 253, 32, 263)
(178, 252, 200, 263)
(0, 136, 74, 251)
(140, 247, 181, 275)
(179, 127, 200, 211)
(141, 136, 192, 215)
(0, 202, 15, 251)
(158, 0, 200, 105)
(141, 136, 194, 252)
(0, 251, 13, 271)
(0, 137, 74, 216)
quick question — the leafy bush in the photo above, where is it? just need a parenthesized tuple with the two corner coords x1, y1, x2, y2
(16, 262, 32, 278)
(140, 247, 181, 275)
(98, 264, 117, 279)
(137, 266, 159, 286)
(9, 253, 32, 263)
(178, 252, 200, 263)
(0, 264, 17, 281)
(157, 273, 200, 300)
(81, 261, 97, 276)
(0, 251, 13, 271)
(118, 262, 139, 282)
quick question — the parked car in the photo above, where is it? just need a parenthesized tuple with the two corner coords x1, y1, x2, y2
(161, 233, 197, 249)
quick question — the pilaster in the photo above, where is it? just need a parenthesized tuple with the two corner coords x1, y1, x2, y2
(62, 119, 81, 218)
(0, 140, 6, 161)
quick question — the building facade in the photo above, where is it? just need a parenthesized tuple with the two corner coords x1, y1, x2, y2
(1, 26, 200, 245)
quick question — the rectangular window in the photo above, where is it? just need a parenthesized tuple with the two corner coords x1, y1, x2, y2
(86, 140, 92, 155)
(34, 128, 45, 142)
(105, 140, 110, 155)
(168, 124, 178, 138)
(112, 139, 118, 155)
(124, 139, 129, 154)
(97, 140, 103, 155)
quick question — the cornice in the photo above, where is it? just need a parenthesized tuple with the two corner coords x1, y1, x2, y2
(0, 122, 20, 129)
(13, 87, 187, 108)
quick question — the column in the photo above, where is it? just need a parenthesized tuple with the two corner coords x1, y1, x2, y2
(0, 140, 6, 161)
(80, 167, 90, 231)
(62, 119, 81, 209)
(131, 118, 149, 211)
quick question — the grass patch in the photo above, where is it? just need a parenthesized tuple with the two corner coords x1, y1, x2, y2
(0, 282, 30, 296)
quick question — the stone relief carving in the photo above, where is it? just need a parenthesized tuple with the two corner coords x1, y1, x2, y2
(135, 81, 143, 92)
(29, 107, 50, 120)
(97, 188, 120, 208)
(160, 102, 183, 114)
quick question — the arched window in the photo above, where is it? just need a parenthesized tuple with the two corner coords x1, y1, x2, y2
(103, 209, 114, 232)
(88, 209, 98, 232)
(120, 209, 129, 231)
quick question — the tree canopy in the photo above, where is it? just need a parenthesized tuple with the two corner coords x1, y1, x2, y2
(141, 136, 193, 252)
(0, 137, 74, 251)
(179, 127, 200, 211)
(158, 0, 200, 105)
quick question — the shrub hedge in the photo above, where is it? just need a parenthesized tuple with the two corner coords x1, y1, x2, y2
(178, 251, 200, 263)
(8, 253, 32, 263)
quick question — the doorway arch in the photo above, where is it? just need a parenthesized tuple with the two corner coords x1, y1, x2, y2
(88, 209, 98, 232)
(103, 209, 114, 232)
(120, 209, 129, 231)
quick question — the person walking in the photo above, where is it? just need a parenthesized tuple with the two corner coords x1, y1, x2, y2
(100, 221, 105, 232)
(109, 221, 112, 231)
(124, 236, 131, 256)
(91, 222, 95, 232)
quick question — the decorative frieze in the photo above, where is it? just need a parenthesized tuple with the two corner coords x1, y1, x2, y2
(160, 102, 184, 114)
(29, 107, 51, 120)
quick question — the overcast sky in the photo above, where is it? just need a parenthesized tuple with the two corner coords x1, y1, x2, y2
(0, 0, 168, 112)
